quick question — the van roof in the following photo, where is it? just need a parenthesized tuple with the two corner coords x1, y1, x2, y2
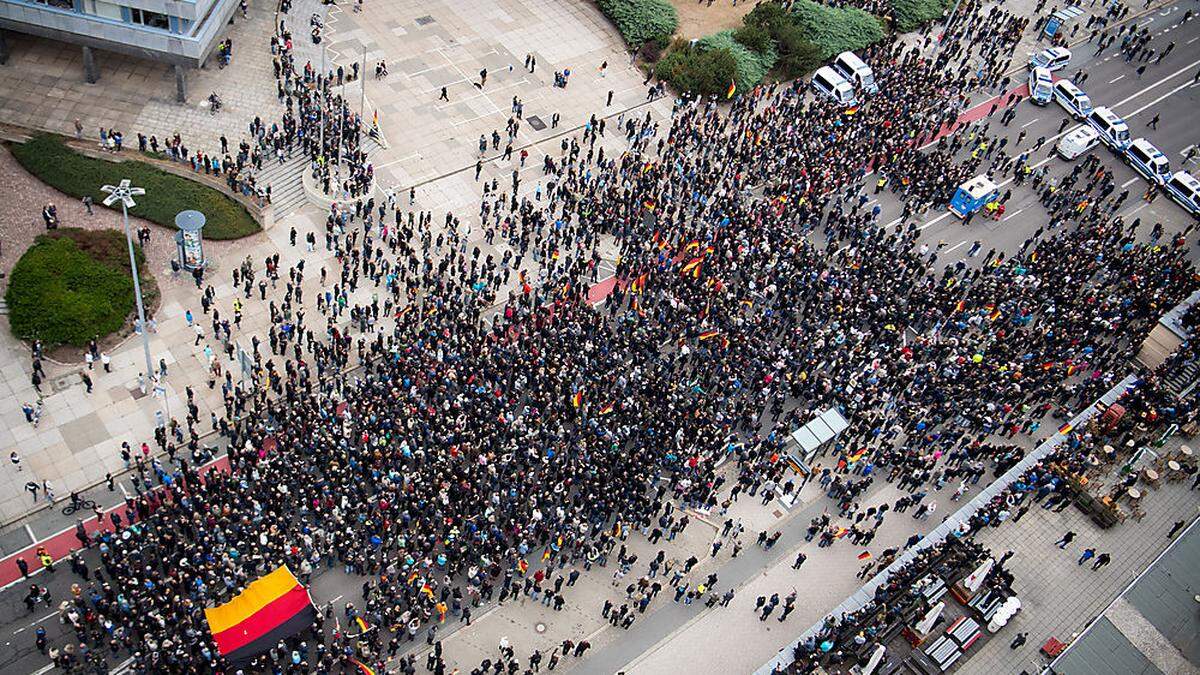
(835, 51, 868, 69)
(1170, 172, 1200, 190)
(1091, 107, 1124, 124)
(1129, 138, 1164, 157)
(1067, 125, 1098, 140)
(1032, 67, 1053, 82)
(814, 66, 848, 84)
(1046, 47, 1071, 58)
(1053, 79, 1082, 93)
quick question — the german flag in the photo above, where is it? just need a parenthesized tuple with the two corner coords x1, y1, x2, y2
(204, 566, 315, 665)
(599, 402, 615, 416)
(988, 308, 1002, 322)
(571, 390, 583, 408)
(726, 79, 736, 99)
(698, 330, 720, 341)
(630, 273, 647, 295)
(681, 257, 703, 277)
(954, 299, 966, 313)
(355, 616, 372, 634)
(517, 559, 529, 575)
(1058, 422, 1073, 435)
(857, 551, 872, 561)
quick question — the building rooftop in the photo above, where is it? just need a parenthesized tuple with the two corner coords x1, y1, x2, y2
(1048, 518, 1200, 675)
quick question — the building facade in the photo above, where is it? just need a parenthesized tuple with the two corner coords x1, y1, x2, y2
(0, 0, 240, 100)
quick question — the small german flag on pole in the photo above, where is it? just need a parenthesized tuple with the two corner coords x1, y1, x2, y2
(726, 79, 736, 99)
(857, 551, 872, 561)
(355, 616, 372, 634)
(1058, 421, 1073, 435)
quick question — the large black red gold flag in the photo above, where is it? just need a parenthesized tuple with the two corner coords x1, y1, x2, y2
(204, 565, 315, 664)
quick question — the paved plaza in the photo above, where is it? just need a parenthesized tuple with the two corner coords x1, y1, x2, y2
(0, 0, 1196, 673)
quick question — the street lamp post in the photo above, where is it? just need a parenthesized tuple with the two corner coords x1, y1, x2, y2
(100, 179, 154, 393)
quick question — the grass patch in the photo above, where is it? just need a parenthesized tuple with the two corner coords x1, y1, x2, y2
(9, 134, 260, 240)
(5, 228, 157, 348)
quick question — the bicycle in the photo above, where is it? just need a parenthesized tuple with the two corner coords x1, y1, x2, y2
(62, 498, 97, 516)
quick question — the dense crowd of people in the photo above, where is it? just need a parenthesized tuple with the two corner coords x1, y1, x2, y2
(14, 0, 1200, 673)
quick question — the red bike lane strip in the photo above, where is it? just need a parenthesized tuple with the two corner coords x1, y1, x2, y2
(0, 455, 231, 590)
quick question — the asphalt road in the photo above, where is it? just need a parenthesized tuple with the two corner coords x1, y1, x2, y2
(0, 6, 1196, 675)
(865, 7, 1200, 267)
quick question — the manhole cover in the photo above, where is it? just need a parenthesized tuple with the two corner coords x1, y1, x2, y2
(527, 115, 546, 131)
(130, 387, 148, 400)
(415, 15, 435, 26)
(535, 622, 546, 633)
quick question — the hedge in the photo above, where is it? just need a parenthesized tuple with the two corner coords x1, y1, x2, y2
(5, 229, 156, 347)
(699, 30, 776, 93)
(597, 0, 679, 46)
(741, 1, 854, 80)
(10, 135, 260, 240)
(893, 0, 950, 32)
(655, 46, 740, 97)
(783, 0, 884, 60)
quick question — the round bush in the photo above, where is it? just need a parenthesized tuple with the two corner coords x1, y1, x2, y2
(655, 46, 740, 97)
(5, 229, 149, 347)
(787, 0, 885, 60)
(597, 0, 679, 46)
(893, 0, 950, 32)
(699, 30, 777, 92)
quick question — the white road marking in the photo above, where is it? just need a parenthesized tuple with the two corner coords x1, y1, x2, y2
(1109, 74, 1126, 84)
(945, 240, 968, 253)
(13, 609, 61, 635)
(1121, 177, 1142, 188)
(902, 72, 1197, 238)
(1188, 37, 1199, 45)
(918, 211, 955, 231)
(1002, 207, 1027, 221)
(1021, 118, 1040, 128)
(1123, 202, 1150, 217)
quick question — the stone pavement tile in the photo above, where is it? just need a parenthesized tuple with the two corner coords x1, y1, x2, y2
(59, 413, 108, 454)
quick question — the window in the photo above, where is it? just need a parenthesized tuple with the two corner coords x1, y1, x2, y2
(129, 7, 170, 29)
(35, 0, 76, 10)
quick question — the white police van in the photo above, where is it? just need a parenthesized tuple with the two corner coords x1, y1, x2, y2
(1028, 68, 1054, 105)
(1056, 125, 1100, 161)
(1029, 47, 1072, 72)
(832, 51, 878, 95)
(1124, 139, 1172, 186)
(1164, 171, 1200, 217)
(811, 66, 858, 107)
(1052, 80, 1092, 119)
(1086, 107, 1131, 151)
